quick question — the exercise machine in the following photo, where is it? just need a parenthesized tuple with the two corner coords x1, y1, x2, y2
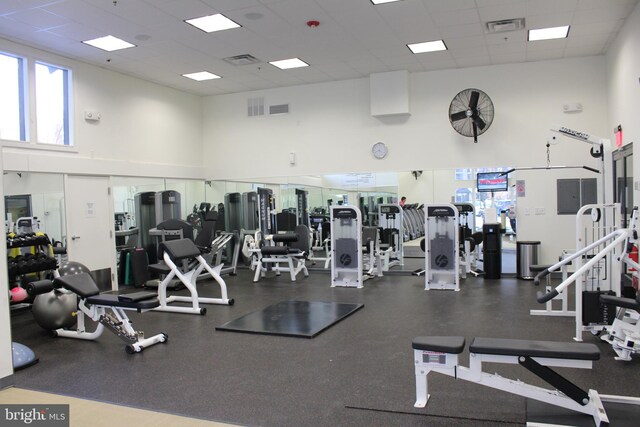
(423, 204, 459, 291)
(412, 335, 640, 426)
(599, 291, 640, 361)
(331, 205, 363, 288)
(378, 204, 403, 270)
(26, 273, 167, 354)
(536, 205, 633, 343)
(152, 238, 234, 315)
(247, 225, 310, 283)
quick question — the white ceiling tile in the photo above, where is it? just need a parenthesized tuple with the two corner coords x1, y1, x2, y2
(526, 38, 568, 52)
(475, 0, 525, 7)
(477, 4, 527, 23)
(0, 0, 26, 15)
(484, 31, 527, 45)
(423, 0, 477, 12)
(525, 0, 578, 15)
(570, 20, 624, 36)
(5, 7, 70, 29)
(455, 56, 492, 68)
(431, 8, 481, 26)
(490, 51, 526, 64)
(526, 48, 565, 61)
(574, 7, 630, 24)
(488, 41, 527, 55)
(439, 22, 485, 39)
(201, 0, 261, 12)
(525, 12, 574, 29)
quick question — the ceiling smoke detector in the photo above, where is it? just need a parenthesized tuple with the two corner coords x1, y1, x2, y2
(485, 18, 525, 34)
(223, 54, 262, 66)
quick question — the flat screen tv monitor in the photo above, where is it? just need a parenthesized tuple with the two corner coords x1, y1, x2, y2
(477, 172, 508, 193)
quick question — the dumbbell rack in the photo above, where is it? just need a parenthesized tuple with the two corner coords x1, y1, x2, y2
(7, 233, 58, 308)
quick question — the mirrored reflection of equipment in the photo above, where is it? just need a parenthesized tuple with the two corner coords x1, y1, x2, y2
(331, 205, 363, 288)
(378, 204, 403, 270)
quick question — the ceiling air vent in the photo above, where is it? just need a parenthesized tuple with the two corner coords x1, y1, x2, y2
(224, 54, 261, 66)
(269, 104, 289, 115)
(248, 97, 264, 117)
(486, 18, 525, 33)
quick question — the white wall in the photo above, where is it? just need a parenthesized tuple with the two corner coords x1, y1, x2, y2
(202, 56, 609, 263)
(0, 37, 205, 180)
(607, 1, 640, 199)
(0, 150, 14, 384)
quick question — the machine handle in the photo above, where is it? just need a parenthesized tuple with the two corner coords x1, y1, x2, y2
(533, 268, 550, 286)
(71, 235, 81, 241)
(537, 290, 559, 304)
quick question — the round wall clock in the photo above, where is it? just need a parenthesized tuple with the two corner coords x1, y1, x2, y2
(372, 142, 388, 159)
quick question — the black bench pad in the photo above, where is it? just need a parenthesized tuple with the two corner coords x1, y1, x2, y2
(271, 234, 298, 243)
(86, 293, 159, 309)
(600, 294, 640, 311)
(161, 238, 201, 261)
(413, 336, 466, 354)
(54, 273, 100, 298)
(148, 263, 171, 274)
(470, 337, 600, 361)
(261, 247, 303, 256)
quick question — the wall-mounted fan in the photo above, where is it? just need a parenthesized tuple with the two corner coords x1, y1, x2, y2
(449, 89, 494, 143)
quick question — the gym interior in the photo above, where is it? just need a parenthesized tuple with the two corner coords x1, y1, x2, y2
(1, 1, 640, 426)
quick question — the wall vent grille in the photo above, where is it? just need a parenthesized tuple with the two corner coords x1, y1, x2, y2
(248, 97, 265, 117)
(269, 104, 289, 115)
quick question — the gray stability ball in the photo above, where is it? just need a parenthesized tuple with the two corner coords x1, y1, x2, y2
(32, 290, 77, 330)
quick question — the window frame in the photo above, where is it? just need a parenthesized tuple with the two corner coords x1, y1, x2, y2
(0, 45, 75, 151)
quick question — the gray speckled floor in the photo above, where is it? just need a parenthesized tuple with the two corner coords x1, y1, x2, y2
(10, 269, 640, 427)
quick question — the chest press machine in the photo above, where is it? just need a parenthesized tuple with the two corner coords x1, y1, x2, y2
(26, 273, 167, 354)
(412, 336, 640, 426)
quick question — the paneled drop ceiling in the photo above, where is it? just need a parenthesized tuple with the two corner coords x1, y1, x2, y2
(0, 0, 637, 96)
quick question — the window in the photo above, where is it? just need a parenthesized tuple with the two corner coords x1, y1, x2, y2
(36, 62, 71, 145)
(455, 168, 473, 180)
(0, 52, 26, 141)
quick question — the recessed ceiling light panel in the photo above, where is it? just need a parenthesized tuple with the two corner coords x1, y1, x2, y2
(82, 35, 136, 52)
(407, 40, 447, 54)
(182, 71, 221, 81)
(528, 25, 570, 41)
(185, 14, 241, 33)
(269, 58, 309, 70)
(371, 0, 404, 4)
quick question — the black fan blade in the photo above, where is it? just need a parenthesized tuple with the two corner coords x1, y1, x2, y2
(469, 91, 479, 110)
(474, 115, 486, 130)
(450, 111, 467, 122)
(472, 122, 478, 143)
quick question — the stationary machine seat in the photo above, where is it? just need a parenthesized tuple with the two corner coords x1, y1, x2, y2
(86, 293, 159, 310)
(54, 273, 100, 298)
(161, 238, 202, 261)
(469, 337, 600, 360)
(412, 336, 465, 354)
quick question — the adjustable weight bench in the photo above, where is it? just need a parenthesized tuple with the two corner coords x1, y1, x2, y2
(413, 336, 640, 426)
(27, 273, 167, 354)
(152, 238, 234, 315)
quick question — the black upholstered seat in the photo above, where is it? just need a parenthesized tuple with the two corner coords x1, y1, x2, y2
(412, 336, 466, 354)
(470, 337, 600, 360)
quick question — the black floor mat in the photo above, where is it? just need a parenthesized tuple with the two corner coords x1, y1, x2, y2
(216, 300, 364, 338)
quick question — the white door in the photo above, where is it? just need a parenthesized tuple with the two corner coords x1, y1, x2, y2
(64, 175, 116, 290)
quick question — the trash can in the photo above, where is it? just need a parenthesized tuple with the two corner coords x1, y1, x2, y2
(516, 241, 540, 280)
(483, 223, 502, 279)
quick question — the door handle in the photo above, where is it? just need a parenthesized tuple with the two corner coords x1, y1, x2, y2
(71, 235, 81, 241)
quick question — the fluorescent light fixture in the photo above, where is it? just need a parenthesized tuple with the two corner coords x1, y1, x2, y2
(185, 14, 241, 33)
(371, 0, 404, 4)
(182, 71, 221, 81)
(407, 39, 447, 54)
(82, 35, 135, 51)
(528, 25, 570, 41)
(269, 58, 309, 70)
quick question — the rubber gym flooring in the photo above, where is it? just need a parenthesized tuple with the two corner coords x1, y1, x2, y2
(9, 268, 640, 427)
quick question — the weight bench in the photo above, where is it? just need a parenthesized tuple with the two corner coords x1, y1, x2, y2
(413, 335, 640, 426)
(27, 273, 167, 354)
(249, 225, 310, 283)
(153, 238, 234, 315)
